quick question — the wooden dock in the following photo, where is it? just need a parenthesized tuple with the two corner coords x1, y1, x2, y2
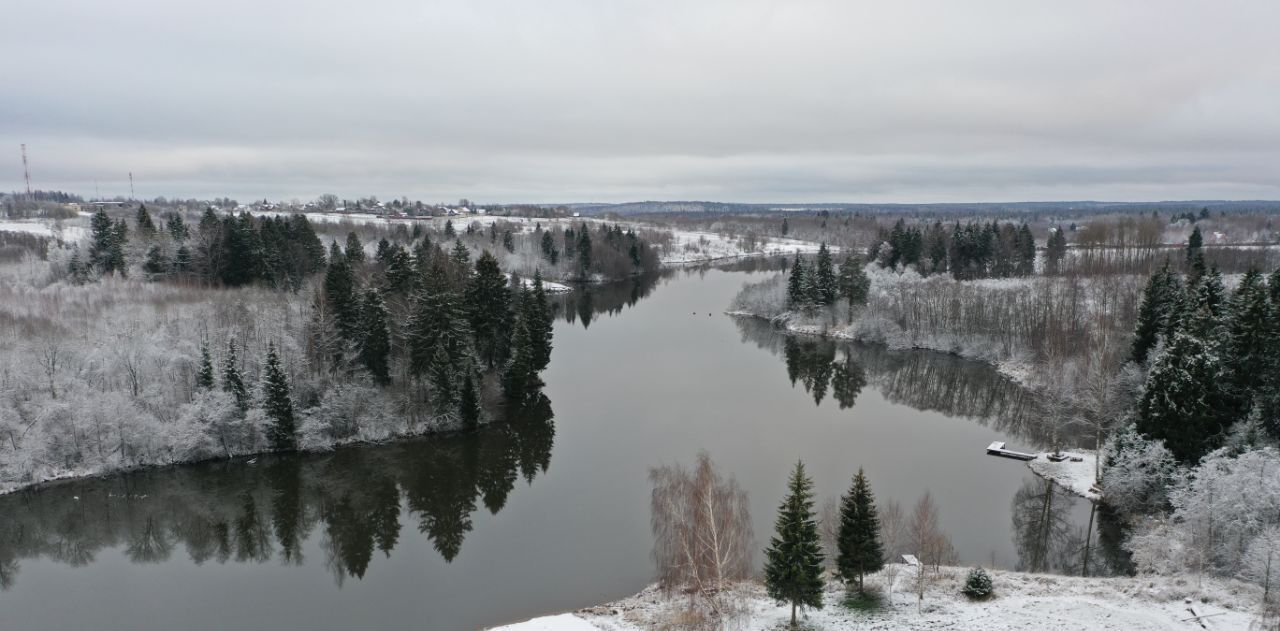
(986, 441, 1036, 461)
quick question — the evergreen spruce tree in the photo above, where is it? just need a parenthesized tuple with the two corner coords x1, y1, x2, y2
(142, 245, 169, 277)
(836, 255, 870, 322)
(323, 252, 361, 344)
(502, 230, 515, 253)
(66, 246, 88, 284)
(540, 230, 559, 265)
(358, 289, 392, 385)
(218, 214, 256, 286)
(781, 217, 789, 236)
(166, 213, 188, 242)
(576, 229, 593, 278)
(106, 217, 126, 273)
(788, 257, 808, 308)
(764, 460, 825, 627)
(459, 369, 482, 429)
(527, 270, 554, 371)
(222, 339, 249, 411)
(407, 286, 470, 377)
(444, 219, 456, 239)
(196, 341, 215, 390)
(261, 342, 297, 451)
(466, 251, 512, 368)
(1160, 270, 1188, 338)
(450, 239, 471, 274)
(1184, 266, 1226, 339)
(344, 232, 365, 264)
(88, 210, 118, 274)
(814, 243, 836, 305)
(384, 246, 415, 293)
(503, 318, 542, 407)
(375, 238, 393, 266)
(1136, 330, 1231, 463)
(1045, 227, 1067, 275)
(427, 345, 458, 415)
(836, 468, 884, 593)
(172, 244, 192, 274)
(800, 261, 821, 306)
(1226, 269, 1275, 404)
(135, 204, 156, 237)
(1186, 226, 1205, 280)
(1130, 263, 1177, 364)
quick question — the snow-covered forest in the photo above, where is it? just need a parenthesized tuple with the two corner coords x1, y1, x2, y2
(0, 205, 618, 494)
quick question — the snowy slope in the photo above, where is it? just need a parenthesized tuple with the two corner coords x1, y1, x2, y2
(494, 567, 1261, 630)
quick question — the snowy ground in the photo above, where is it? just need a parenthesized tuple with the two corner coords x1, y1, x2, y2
(507, 273, 573, 293)
(658, 228, 832, 265)
(1027, 450, 1102, 501)
(494, 566, 1263, 630)
(0, 219, 88, 242)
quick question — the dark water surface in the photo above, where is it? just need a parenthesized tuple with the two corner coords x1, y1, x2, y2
(0, 269, 1106, 631)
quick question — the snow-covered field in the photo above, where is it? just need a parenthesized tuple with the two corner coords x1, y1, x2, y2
(494, 567, 1263, 630)
(658, 228, 832, 265)
(0, 218, 88, 242)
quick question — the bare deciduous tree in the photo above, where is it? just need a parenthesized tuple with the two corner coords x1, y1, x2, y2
(908, 491, 956, 572)
(650, 451, 753, 623)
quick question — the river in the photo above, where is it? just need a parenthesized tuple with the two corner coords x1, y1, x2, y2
(0, 269, 1118, 630)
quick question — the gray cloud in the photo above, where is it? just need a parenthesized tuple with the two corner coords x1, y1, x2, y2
(3, 0, 1279, 203)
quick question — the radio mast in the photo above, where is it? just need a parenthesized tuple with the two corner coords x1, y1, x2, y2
(21, 144, 31, 197)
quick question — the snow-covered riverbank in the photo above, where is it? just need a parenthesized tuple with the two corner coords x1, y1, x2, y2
(495, 566, 1262, 630)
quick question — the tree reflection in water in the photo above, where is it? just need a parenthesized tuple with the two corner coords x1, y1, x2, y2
(734, 316, 1079, 447)
(1010, 478, 1129, 577)
(0, 394, 556, 590)
(552, 271, 670, 328)
(734, 316, 1130, 577)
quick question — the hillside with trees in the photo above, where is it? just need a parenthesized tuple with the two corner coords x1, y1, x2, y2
(0, 207, 560, 495)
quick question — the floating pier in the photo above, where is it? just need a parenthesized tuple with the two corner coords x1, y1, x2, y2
(986, 441, 1036, 461)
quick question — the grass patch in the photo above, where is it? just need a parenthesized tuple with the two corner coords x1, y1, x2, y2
(840, 588, 886, 612)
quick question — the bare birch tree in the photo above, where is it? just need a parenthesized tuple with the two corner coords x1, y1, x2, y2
(650, 451, 753, 623)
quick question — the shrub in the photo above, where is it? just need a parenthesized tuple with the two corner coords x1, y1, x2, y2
(961, 567, 993, 600)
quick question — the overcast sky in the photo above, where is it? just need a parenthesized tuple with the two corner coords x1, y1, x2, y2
(3, 0, 1279, 204)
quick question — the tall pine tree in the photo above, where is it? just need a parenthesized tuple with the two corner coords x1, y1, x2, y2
(814, 244, 836, 305)
(764, 460, 825, 627)
(222, 339, 249, 411)
(836, 255, 870, 323)
(196, 341, 215, 390)
(788, 257, 808, 308)
(135, 204, 156, 238)
(323, 250, 361, 345)
(358, 289, 392, 385)
(466, 251, 512, 369)
(503, 318, 541, 407)
(1136, 330, 1230, 463)
(836, 468, 884, 593)
(261, 342, 297, 451)
(527, 270, 554, 371)
(459, 369, 481, 430)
